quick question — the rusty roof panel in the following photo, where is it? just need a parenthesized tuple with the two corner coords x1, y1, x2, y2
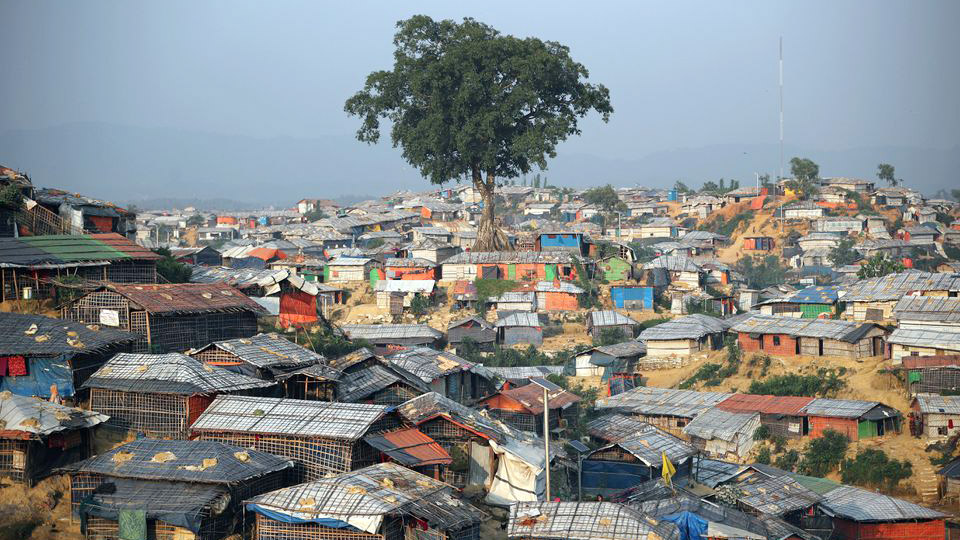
(715, 394, 814, 416)
(364, 427, 452, 467)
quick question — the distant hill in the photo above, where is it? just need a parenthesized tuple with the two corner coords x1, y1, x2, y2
(1, 122, 956, 202)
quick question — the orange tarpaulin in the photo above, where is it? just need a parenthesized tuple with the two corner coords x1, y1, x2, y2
(247, 247, 288, 261)
(279, 289, 317, 328)
(749, 195, 767, 210)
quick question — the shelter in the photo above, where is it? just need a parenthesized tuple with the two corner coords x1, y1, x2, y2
(0, 312, 136, 399)
(586, 413, 652, 445)
(363, 427, 452, 479)
(247, 462, 486, 540)
(63, 282, 265, 353)
(496, 312, 544, 347)
(341, 324, 444, 354)
(386, 347, 497, 403)
(598, 255, 633, 281)
(636, 493, 814, 540)
(383, 257, 438, 280)
(441, 251, 583, 281)
(899, 355, 960, 395)
(818, 484, 945, 540)
(732, 473, 823, 519)
(487, 366, 563, 389)
(66, 438, 293, 540)
(610, 285, 656, 310)
(715, 394, 813, 438)
(802, 398, 901, 441)
(582, 423, 696, 497)
(573, 341, 646, 395)
(191, 395, 395, 481)
(252, 268, 328, 327)
(731, 314, 885, 359)
(274, 362, 342, 401)
(324, 257, 381, 283)
(682, 406, 761, 459)
(447, 315, 497, 352)
(888, 328, 960, 364)
(938, 456, 960, 505)
(535, 232, 594, 256)
(336, 362, 430, 405)
(534, 280, 585, 311)
(479, 382, 580, 434)
(638, 314, 729, 360)
(450, 280, 479, 310)
(743, 236, 774, 251)
(84, 352, 274, 438)
(374, 279, 435, 313)
(187, 332, 321, 379)
(839, 271, 960, 322)
(171, 245, 222, 266)
(0, 233, 160, 301)
(507, 501, 679, 540)
(642, 255, 702, 289)
(754, 285, 842, 319)
(493, 291, 537, 312)
(910, 395, 960, 439)
(596, 387, 732, 435)
(587, 310, 641, 339)
(0, 393, 107, 484)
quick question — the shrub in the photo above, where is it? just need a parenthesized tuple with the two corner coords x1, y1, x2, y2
(799, 430, 849, 477)
(753, 425, 770, 441)
(593, 327, 626, 346)
(775, 449, 800, 472)
(409, 293, 430, 319)
(771, 435, 787, 454)
(153, 248, 193, 283)
(756, 446, 771, 465)
(747, 369, 846, 397)
(841, 448, 912, 492)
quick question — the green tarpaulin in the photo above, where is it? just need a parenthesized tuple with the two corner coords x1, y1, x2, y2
(118, 509, 147, 540)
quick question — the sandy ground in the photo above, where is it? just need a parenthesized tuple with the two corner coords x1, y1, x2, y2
(0, 475, 80, 540)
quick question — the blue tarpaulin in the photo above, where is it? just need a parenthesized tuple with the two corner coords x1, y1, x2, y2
(0, 355, 75, 397)
(581, 459, 651, 492)
(661, 511, 707, 540)
(246, 504, 355, 529)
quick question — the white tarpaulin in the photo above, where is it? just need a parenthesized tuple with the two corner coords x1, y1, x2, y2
(485, 439, 545, 506)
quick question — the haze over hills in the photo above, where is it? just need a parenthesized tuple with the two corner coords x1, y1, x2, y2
(1, 122, 956, 207)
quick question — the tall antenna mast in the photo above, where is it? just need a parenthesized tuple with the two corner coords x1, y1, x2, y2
(779, 36, 784, 180)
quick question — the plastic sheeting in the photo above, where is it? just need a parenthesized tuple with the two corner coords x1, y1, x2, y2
(246, 503, 382, 534)
(0, 355, 75, 398)
(661, 511, 707, 540)
(485, 439, 545, 506)
(279, 289, 318, 328)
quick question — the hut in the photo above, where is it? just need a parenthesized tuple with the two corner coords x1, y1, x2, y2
(274, 362, 342, 401)
(324, 256, 381, 283)
(383, 257, 438, 280)
(587, 310, 640, 340)
(889, 295, 960, 363)
(84, 352, 274, 438)
(636, 494, 814, 540)
(899, 355, 960, 395)
(715, 394, 814, 439)
(447, 315, 496, 352)
(450, 280, 479, 310)
(251, 268, 327, 327)
(63, 282, 265, 353)
(610, 286, 656, 310)
(597, 255, 633, 281)
(65, 438, 293, 540)
(910, 395, 960, 439)
(340, 324, 444, 354)
(386, 347, 497, 402)
(731, 473, 824, 520)
(581, 422, 695, 498)
(638, 314, 729, 360)
(479, 381, 580, 434)
(839, 271, 960, 323)
(247, 462, 486, 540)
(682, 406, 761, 459)
(0, 393, 107, 484)
(374, 279, 435, 312)
(190, 395, 395, 481)
(507, 501, 679, 540)
(493, 291, 537, 312)
(336, 362, 430, 405)
(642, 255, 702, 289)
(535, 280, 584, 311)
(0, 233, 160, 301)
(496, 312, 544, 347)
(754, 285, 842, 319)
(535, 232, 594, 256)
(362, 427, 452, 479)
(938, 456, 960, 505)
(170, 245, 222, 266)
(441, 251, 582, 282)
(731, 315, 886, 359)
(743, 236, 774, 251)
(595, 387, 731, 435)
(0, 312, 136, 400)
(187, 332, 321, 379)
(818, 485, 945, 540)
(573, 342, 646, 396)
(802, 398, 901, 441)
(486, 366, 563, 389)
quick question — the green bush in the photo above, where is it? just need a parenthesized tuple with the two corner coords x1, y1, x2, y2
(753, 425, 770, 441)
(775, 449, 800, 472)
(593, 327, 626, 346)
(756, 445, 771, 465)
(747, 369, 846, 397)
(799, 429, 849, 477)
(841, 448, 912, 492)
(153, 248, 193, 283)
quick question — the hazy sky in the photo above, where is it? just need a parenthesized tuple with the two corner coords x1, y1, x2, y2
(1, 1, 958, 198)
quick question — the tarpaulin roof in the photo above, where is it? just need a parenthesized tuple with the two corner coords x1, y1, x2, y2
(0, 392, 107, 438)
(730, 314, 872, 342)
(83, 352, 274, 395)
(106, 283, 266, 314)
(589, 310, 642, 327)
(596, 387, 732, 419)
(363, 427, 452, 467)
(0, 234, 160, 268)
(638, 314, 729, 341)
(588, 423, 695, 467)
(341, 324, 443, 341)
(191, 395, 388, 441)
(65, 438, 293, 484)
(246, 247, 287, 261)
(715, 394, 814, 416)
(247, 462, 485, 533)
(507, 501, 679, 540)
(81, 477, 228, 533)
(189, 333, 323, 370)
(682, 407, 759, 443)
(819, 485, 945, 522)
(0, 312, 137, 355)
(493, 383, 581, 415)
(894, 295, 960, 322)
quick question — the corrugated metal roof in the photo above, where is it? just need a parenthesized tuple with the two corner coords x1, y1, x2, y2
(190, 333, 323, 370)
(840, 271, 960, 302)
(716, 394, 814, 415)
(363, 428, 452, 467)
(589, 310, 641, 327)
(592, 341, 647, 358)
(638, 314, 729, 341)
(894, 295, 960, 323)
(0, 312, 137, 355)
(83, 353, 274, 394)
(507, 501, 678, 540)
(485, 365, 562, 381)
(682, 407, 759, 442)
(374, 279, 436, 293)
(494, 291, 536, 303)
(913, 395, 960, 415)
(336, 363, 429, 402)
(0, 392, 107, 437)
(495, 312, 542, 328)
(802, 398, 892, 419)
(383, 257, 437, 268)
(820, 485, 945, 522)
(191, 395, 388, 440)
(589, 423, 695, 466)
(736, 474, 823, 516)
(386, 347, 473, 381)
(596, 387, 732, 419)
(248, 462, 485, 532)
(495, 384, 580, 415)
(887, 328, 960, 351)
(642, 255, 702, 273)
(586, 414, 651, 443)
(730, 314, 869, 342)
(443, 251, 581, 265)
(534, 280, 585, 294)
(341, 324, 443, 341)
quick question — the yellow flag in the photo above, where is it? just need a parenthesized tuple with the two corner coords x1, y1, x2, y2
(661, 451, 676, 486)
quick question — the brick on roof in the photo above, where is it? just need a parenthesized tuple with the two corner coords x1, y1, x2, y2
(108, 283, 266, 314)
(715, 394, 814, 416)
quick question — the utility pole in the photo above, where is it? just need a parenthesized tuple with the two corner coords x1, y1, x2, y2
(543, 384, 550, 500)
(779, 36, 784, 181)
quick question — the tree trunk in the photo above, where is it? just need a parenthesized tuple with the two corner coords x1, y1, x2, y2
(473, 169, 511, 251)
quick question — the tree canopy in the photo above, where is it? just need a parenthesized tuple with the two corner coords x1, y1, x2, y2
(828, 237, 860, 267)
(786, 157, 820, 199)
(877, 163, 899, 187)
(345, 16, 612, 250)
(857, 253, 905, 279)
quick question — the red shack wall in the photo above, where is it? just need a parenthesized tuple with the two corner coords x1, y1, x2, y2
(809, 416, 859, 441)
(738, 332, 798, 356)
(832, 518, 944, 540)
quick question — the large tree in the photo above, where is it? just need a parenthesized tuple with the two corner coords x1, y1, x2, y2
(786, 157, 820, 199)
(345, 16, 612, 250)
(877, 163, 899, 187)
